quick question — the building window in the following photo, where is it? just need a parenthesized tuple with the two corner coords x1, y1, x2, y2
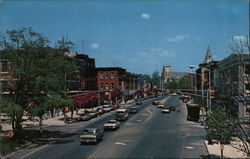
(111, 83, 114, 89)
(0, 61, 8, 72)
(0, 81, 8, 92)
(105, 72, 109, 79)
(245, 64, 250, 76)
(105, 83, 109, 90)
(100, 72, 104, 79)
(111, 72, 114, 79)
(100, 83, 104, 89)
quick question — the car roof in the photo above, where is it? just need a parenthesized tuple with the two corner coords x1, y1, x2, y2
(108, 120, 117, 122)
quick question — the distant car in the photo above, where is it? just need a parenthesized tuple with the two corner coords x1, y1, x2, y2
(78, 113, 92, 121)
(152, 101, 160, 105)
(136, 101, 142, 105)
(80, 128, 103, 144)
(157, 104, 164, 108)
(162, 108, 170, 113)
(128, 107, 137, 114)
(169, 106, 176, 111)
(104, 120, 120, 130)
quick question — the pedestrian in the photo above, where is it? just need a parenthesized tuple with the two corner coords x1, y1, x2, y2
(98, 109, 102, 117)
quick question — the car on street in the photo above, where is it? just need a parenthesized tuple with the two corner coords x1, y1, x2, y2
(162, 108, 170, 113)
(104, 120, 120, 130)
(152, 101, 160, 105)
(136, 101, 142, 105)
(169, 106, 176, 111)
(157, 104, 164, 108)
(114, 108, 128, 121)
(80, 128, 103, 144)
(128, 107, 137, 114)
(78, 113, 92, 121)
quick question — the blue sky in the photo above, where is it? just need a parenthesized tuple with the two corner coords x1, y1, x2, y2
(0, 0, 249, 75)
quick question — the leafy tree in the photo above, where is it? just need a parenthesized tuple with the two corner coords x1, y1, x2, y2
(0, 27, 78, 132)
(151, 71, 160, 88)
(141, 74, 152, 83)
(205, 106, 238, 144)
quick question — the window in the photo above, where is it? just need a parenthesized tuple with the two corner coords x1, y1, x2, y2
(100, 72, 104, 79)
(0, 61, 8, 72)
(111, 83, 114, 89)
(111, 72, 114, 79)
(105, 83, 109, 90)
(0, 81, 8, 92)
(105, 72, 109, 79)
(245, 64, 250, 76)
(100, 83, 104, 89)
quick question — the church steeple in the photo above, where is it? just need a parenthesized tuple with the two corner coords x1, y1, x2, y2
(204, 46, 213, 64)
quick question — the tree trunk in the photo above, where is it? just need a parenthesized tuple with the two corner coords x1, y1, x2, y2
(39, 116, 43, 133)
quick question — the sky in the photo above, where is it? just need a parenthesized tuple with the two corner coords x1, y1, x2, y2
(0, 0, 249, 75)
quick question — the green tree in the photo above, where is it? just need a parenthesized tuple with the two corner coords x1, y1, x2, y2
(0, 27, 78, 132)
(151, 71, 160, 88)
(205, 107, 238, 157)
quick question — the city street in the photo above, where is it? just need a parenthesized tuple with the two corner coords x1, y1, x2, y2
(5, 96, 208, 159)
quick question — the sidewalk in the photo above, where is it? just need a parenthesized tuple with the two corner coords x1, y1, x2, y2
(204, 139, 249, 158)
(0, 108, 88, 133)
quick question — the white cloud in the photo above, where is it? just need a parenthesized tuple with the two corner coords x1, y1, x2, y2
(90, 43, 99, 49)
(151, 47, 175, 57)
(141, 13, 150, 19)
(233, 35, 246, 41)
(167, 34, 189, 42)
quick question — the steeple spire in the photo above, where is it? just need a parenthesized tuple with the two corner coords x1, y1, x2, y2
(204, 46, 213, 64)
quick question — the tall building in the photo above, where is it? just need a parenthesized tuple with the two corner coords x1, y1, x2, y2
(162, 66, 171, 84)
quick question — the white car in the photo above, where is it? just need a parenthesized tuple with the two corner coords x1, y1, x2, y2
(157, 104, 164, 108)
(162, 108, 170, 113)
(104, 120, 120, 130)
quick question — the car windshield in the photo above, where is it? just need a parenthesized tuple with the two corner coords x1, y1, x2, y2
(107, 120, 116, 123)
(82, 129, 96, 134)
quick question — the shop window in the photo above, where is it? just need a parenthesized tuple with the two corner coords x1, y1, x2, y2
(111, 83, 114, 89)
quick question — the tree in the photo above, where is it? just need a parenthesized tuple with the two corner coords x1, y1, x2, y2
(0, 27, 78, 133)
(205, 107, 238, 158)
(151, 71, 160, 88)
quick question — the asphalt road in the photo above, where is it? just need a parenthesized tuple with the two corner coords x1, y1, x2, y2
(6, 95, 208, 159)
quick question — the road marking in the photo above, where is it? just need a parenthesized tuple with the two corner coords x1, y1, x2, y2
(115, 142, 126, 146)
(140, 113, 149, 116)
(145, 108, 153, 122)
(20, 144, 49, 159)
(184, 146, 194, 150)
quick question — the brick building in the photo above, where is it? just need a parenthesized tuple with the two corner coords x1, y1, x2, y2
(96, 67, 139, 102)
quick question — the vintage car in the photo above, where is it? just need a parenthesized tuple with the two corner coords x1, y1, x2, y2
(80, 128, 103, 144)
(104, 120, 120, 130)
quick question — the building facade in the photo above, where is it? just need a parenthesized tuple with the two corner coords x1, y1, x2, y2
(162, 66, 171, 84)
(216, 54, 250, 119)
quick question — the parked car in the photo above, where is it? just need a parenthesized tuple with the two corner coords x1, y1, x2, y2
(104, 120, 120, 130)
(80, 128, 103, 144)
(162, 108, 170, 113)
(157, 104, 164, 108)
(78, 113, 92, 121)
(169, 106, 176, 111)
(128, 107, 137, 114)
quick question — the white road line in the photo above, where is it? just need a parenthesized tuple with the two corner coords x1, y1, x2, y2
(20, 144, 49, 159)
(145, 108, 153, 122)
